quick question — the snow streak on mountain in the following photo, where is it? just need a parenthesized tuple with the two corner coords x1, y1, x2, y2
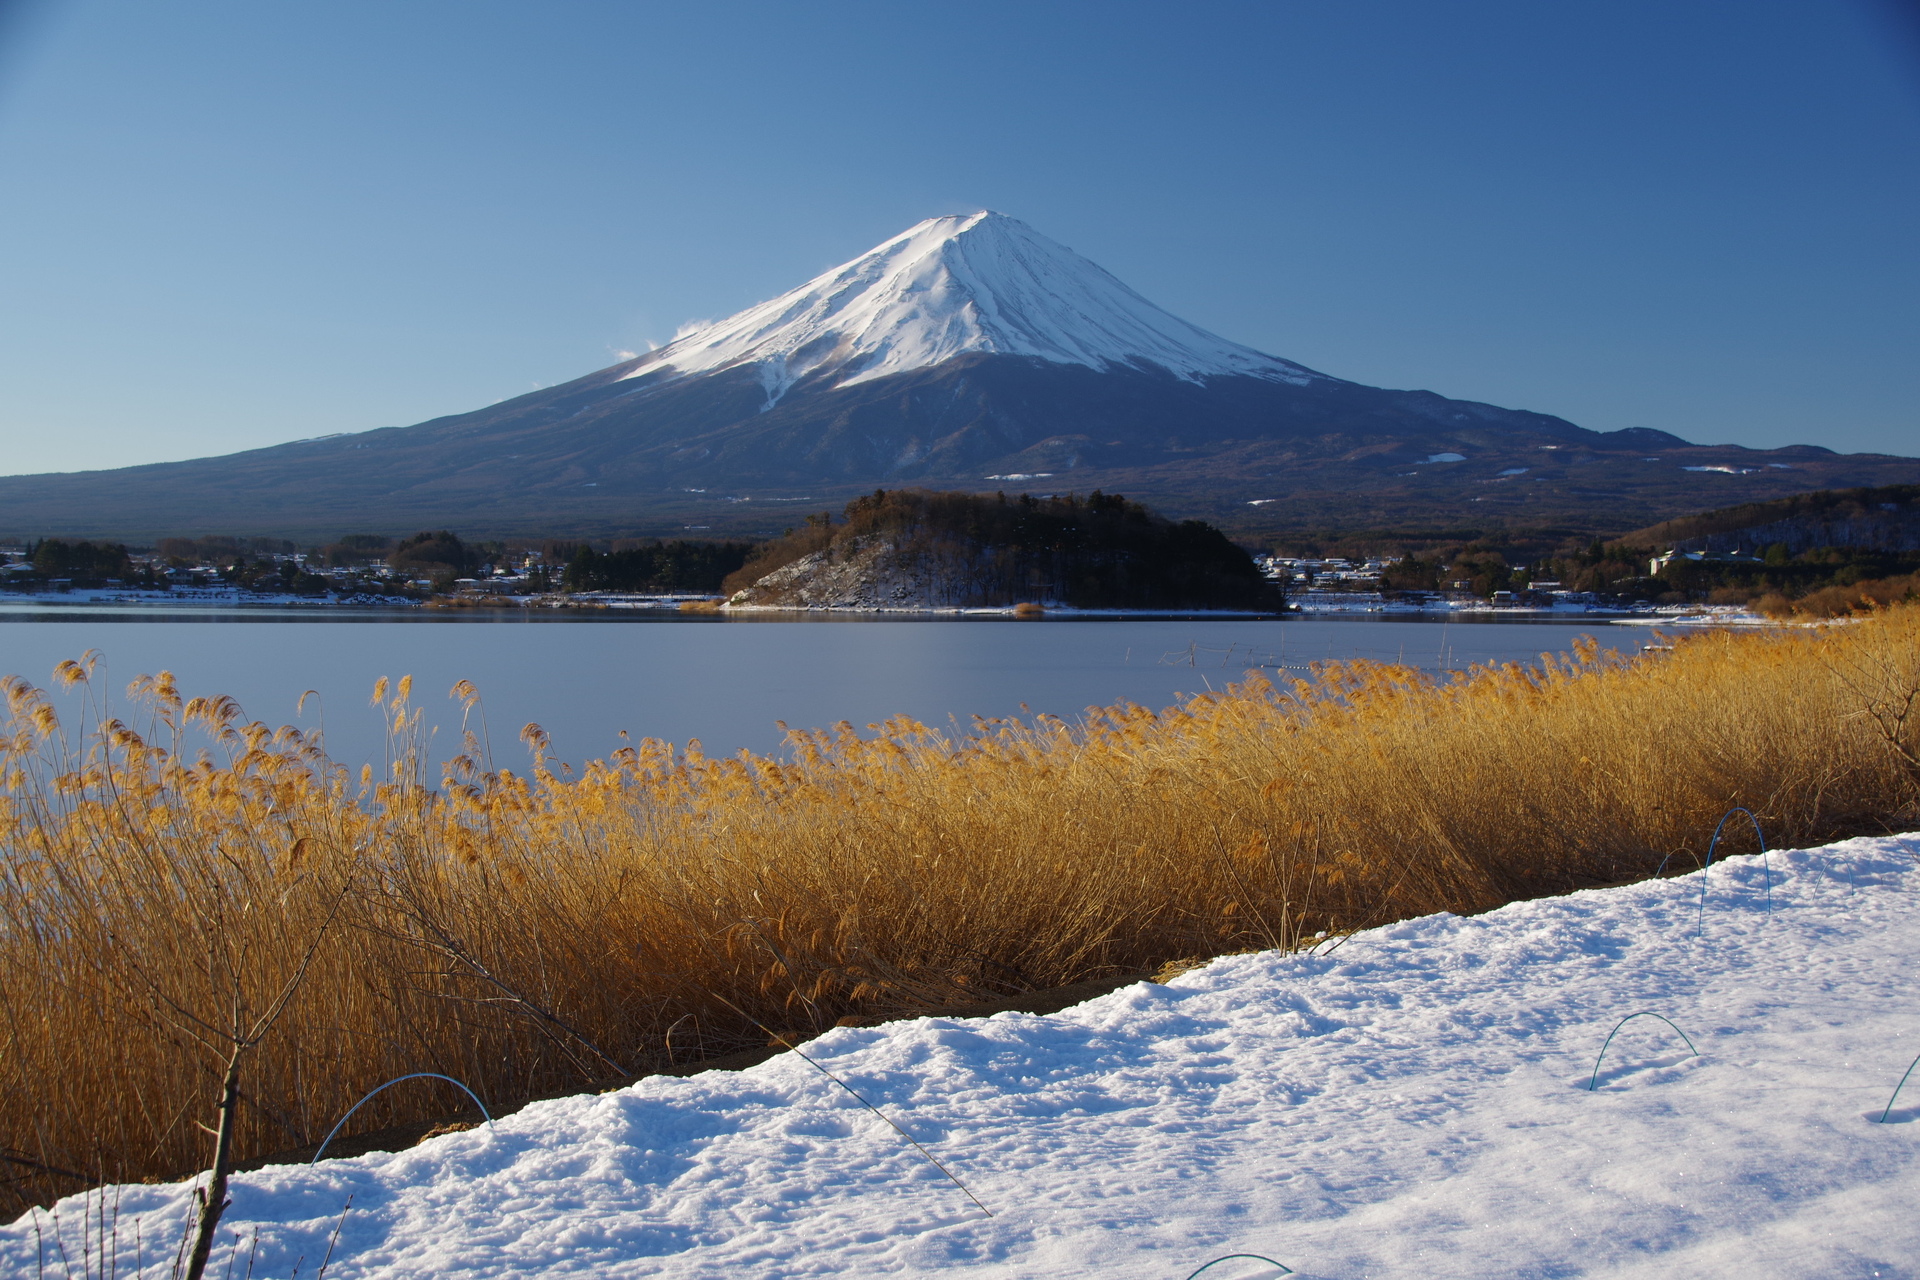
(615, 211, 1330, 407)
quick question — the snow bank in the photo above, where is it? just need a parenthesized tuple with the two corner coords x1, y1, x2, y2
(9, 837, 1918, 1278)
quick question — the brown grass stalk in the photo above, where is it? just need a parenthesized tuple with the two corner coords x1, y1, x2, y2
(3, 610, 1919, 1210)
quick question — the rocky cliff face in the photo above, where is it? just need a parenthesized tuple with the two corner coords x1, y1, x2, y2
(729, 537, 1051, 610)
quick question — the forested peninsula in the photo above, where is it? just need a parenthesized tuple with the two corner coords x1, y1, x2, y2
(722, 489, 1281, 611)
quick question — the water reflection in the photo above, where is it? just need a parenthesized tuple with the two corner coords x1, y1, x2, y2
(0, 611, 1643, 768)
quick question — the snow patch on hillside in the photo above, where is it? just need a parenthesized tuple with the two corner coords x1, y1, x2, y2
(616, 212, 1331, 404)
(8, 836, 1919, 1277)
(728, 536, 1044, 610)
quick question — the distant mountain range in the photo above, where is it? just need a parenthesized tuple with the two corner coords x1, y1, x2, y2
(5, 211, 1915, 541)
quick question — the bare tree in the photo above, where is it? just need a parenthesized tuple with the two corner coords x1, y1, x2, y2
(1830, 626, 1920, 795)
(133, 869, 352, 1280)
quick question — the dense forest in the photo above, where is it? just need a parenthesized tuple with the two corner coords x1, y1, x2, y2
(3, 538, 171, 591)
(28, 538, 136, 582)
(724, 488, 1280, 610)
(1621, 484, 1920, 554)
(564, 540, 752, 593)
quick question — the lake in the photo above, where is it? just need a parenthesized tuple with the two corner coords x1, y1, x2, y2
(0, 604, 1646, 769)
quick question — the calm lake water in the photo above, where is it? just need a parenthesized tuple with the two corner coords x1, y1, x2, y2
(0, 605, 1644, 768)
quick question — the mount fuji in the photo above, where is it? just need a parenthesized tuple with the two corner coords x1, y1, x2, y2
(614, 211, 1328, 399)
(4, 211, 1916, 540)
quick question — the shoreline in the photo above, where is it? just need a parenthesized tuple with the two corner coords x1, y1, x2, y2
(0, 586, 1770, 626)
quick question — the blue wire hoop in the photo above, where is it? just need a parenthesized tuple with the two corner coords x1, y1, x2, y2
(1587, 1012, 1699, 1091)
(310, 1072, 494, 1166)
(1655, 807, 1770, 933)
(1184, 1255, 1294, 1279)
(1876, 1051, 1920, 1123)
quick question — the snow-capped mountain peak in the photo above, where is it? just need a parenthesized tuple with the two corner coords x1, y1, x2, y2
(618, 212, 1326, 404)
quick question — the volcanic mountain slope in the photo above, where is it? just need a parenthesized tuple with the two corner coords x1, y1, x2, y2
(4, 211, 1916, 540)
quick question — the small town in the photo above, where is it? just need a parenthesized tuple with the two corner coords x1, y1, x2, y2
(0, 537, 1818, 618)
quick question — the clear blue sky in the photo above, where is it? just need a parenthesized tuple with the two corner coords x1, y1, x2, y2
(1, 0, 1915, 476)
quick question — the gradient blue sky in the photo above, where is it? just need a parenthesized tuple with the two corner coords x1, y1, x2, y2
(0, 0, 1916, 476)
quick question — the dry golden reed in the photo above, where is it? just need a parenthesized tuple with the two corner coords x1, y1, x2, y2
(3, 609, 1919, 1210)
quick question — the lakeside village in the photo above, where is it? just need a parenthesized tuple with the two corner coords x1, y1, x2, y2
(0, 532, 1763, 621)
(1256, 550, 1762, 619)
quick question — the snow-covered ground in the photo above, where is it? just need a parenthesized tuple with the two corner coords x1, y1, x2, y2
(1608, 608, 1775, 627)
(9, 836, 1918, 1278)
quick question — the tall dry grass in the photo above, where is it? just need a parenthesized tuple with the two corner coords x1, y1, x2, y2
(1756, 570, 1920, 619)
(4, 611, 1920, 1212)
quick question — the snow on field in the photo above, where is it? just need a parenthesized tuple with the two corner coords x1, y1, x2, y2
(9, 836, 1920, 1279)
